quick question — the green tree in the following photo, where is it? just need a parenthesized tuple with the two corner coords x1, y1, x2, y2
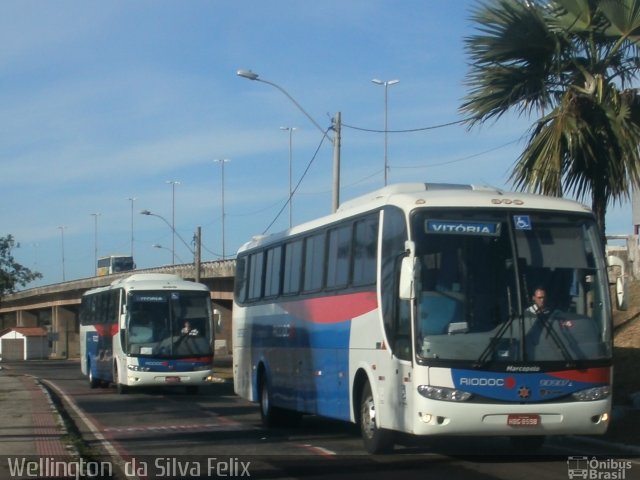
(0, 235, 42, 297)
(460, 0, 640, 240)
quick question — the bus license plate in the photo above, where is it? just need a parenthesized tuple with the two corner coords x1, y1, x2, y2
(165, 376, 181, 383)
(507, 414, 539, 426)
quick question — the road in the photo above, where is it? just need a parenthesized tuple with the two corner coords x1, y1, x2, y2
(7, 360, 640, 480)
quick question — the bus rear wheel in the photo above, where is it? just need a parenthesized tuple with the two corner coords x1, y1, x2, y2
(259, 375, 280, 428)
(359, 381, 394, 454)
(258, 373, 301, 428)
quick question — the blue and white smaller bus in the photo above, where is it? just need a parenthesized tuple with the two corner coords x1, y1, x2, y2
(80, 273, 215, 394)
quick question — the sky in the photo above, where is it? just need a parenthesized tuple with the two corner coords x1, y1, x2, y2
(2, 0, 636, 289)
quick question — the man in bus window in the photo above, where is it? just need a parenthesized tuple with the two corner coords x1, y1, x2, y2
(527, 287, 550, 317)
(181, 321, 199, 336)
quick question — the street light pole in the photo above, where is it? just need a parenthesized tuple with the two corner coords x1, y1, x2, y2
(237, 69, 341, 212)
(58, 226, 66, 282)
(213, 159, 230, 259)
(166, 180, 180, 265)
(128, 197, 136, 258)
(90, 213, 100, 275)
(372, 78, 399, 186)
(280, 126, 296, 228)
(140, 209, 193, 253)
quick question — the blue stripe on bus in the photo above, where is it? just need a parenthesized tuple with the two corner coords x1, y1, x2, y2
(251, 310, 352, 420)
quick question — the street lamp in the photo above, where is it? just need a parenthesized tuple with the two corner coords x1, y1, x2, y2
(280, 126, 296, 228)
(166, 180, 180, 264)
(237, 69, 342, 212)
(141, 210, 202, 281)
(213, 159, 230, 259)
(90, 213, 101, 275)
(152, 244, 184, 264)
(127, 197, 136, 258)
(140, 209, 193, 254)
(58, 226, 66, 282)
(372, 78, 399, 186)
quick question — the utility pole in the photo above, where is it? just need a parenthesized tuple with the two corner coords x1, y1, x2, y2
(332, 112, 341, 213)
(194, 226, 202, 283)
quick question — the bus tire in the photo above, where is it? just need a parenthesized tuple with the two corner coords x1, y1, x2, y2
(88, 360, 100, 389)
(258, 372, 288, 428)
(113, 363, 128, 394)
(359, 381, 394, 454)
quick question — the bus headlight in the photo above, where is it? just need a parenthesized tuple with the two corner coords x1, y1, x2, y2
(572, 386, 611, 401)
(418, 385, 472, 402)
(127, 365, 151, 372)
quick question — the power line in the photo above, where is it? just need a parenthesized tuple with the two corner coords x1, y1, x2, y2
(393, 138, 522, 169)
(262, 129, 331, 234)
(342, 119, 465, 133)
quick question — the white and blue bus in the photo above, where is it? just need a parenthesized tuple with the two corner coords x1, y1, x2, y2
(80, 273, 215, 394)
(233, 183, 613, 453)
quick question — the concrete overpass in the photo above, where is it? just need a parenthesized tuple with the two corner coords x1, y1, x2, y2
(0, 260, 235, 359)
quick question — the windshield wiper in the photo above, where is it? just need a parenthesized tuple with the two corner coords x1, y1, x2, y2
(536, 312, 576, 366)
(473, 313, 517, 368)
(473, 284, 518, 367)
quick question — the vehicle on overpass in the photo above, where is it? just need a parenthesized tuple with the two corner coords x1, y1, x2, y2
(80, 273, 215, 394)
(232, 183, 613, 453)
(96, 254, 136, 276)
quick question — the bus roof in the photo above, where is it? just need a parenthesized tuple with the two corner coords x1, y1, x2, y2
(83, 273, 209, 296)
(237, 183, 593, 254)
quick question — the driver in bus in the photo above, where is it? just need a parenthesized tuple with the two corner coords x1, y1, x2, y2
(527, 287, 550, 317)
(181, 321, 199, 336)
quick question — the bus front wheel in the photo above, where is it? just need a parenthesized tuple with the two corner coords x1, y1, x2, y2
(88, 360, 100, 389)
(113, 364, 128, 394)
(359, 381, 394, 454)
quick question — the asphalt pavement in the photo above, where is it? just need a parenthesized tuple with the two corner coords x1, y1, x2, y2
(0, 358, 638, 480)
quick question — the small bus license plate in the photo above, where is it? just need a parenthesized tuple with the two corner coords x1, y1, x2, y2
(165, 376, 181, 383)
(507, 414, 539, 426)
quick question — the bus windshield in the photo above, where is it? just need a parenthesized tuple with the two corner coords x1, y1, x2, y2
(112, 256, 135, 272)
(126, 290, 212, 357)
(411, 210, 611, 364)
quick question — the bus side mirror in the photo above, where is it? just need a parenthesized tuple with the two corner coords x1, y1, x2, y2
(120, 313, 127, 328)
(399, 256, 416, 300)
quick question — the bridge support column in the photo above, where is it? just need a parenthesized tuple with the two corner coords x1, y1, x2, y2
(17, 310, 38, 327)
(51, 306, 78, 359)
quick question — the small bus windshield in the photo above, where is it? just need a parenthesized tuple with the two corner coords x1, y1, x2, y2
(126, 291, 213, 357)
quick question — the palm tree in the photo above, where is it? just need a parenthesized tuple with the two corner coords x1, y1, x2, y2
(460, 0, 640, 241)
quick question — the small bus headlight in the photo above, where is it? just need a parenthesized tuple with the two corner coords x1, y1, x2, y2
(127, 365, 150, 372)
(572, 386, 611, 401)
(418, 385, 472, 402)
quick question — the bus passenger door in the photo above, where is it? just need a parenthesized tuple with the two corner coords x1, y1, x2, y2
(390, 297, 415, 433)
(378, 287, 415, 434)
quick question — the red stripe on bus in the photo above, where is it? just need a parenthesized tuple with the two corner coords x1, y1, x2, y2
(282, 291, 378, 324)
(94, 324, 118, 337)
(548, 367, 610, 384)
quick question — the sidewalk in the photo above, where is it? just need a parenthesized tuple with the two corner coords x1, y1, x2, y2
(0, 366, 75, 479)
